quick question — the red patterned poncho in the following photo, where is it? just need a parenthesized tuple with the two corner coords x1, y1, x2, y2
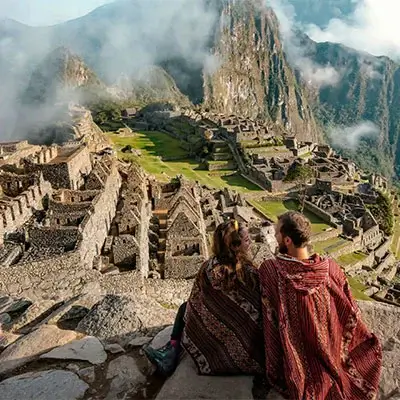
(259, 255, 382, 400)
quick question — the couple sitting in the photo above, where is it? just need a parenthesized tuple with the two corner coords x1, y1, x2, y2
(145, 212, 382, 400)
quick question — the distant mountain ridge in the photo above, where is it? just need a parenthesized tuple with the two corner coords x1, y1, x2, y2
(301, 38, 400, 177)
(1, 0, 400, 178)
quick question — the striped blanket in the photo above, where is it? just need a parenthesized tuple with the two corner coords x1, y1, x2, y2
(259, 255, 382, 400)
(182, 257, 264, 375)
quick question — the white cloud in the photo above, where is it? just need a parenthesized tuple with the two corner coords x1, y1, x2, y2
(306, 0, 400, 59)
(327, 121, 379, 150)
(268, 0, 341, 87)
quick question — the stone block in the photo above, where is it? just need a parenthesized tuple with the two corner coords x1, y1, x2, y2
(156, 354, 284, 400)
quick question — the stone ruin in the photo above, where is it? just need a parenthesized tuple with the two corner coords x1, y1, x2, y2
(305, 179, 399, 304)
(159, 108, 366, 194)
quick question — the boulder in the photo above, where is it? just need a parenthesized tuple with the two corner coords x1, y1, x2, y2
(151, 326, 173, 350)
(40, 336, 107, 365)
(156, 354, 283, 400)
(0, 325, 77, 375)
(0, 370, 89, 400)
(105, 355, 146, 400)
(76, 295, 141, 341)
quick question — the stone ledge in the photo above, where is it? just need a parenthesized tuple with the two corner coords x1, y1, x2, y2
(155, 354, 283, 400)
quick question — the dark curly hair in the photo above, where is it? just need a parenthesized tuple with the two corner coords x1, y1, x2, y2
(278, 211, 312, 248)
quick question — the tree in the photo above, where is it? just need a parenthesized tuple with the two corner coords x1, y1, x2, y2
(284, 163, 314, 211)
(366, 191, 394, 236)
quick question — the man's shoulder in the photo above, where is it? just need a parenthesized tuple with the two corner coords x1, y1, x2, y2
(259, 257, 278, 274)
(325, 257, 347, 281)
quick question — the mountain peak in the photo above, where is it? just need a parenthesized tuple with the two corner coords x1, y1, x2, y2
(23, 47, 101, 105)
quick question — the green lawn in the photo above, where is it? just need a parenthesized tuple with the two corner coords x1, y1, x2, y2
(347, 277, 372, 301)
(108, 131, 261, 193)
(313, 237, 351, 254)
(338, 252, 368, 266)
(249, 199, 331, 234)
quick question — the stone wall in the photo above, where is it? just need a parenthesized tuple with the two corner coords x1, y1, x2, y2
(0, 251, 99, 302)
(31, 146, 58, 164)
(34, 146, 92, 190)
(164, 256, 205, 279)
(79, 161, 122, 267)
(0, 175, 52, 245)
(112, 235, 139, 269)
(0, 173, 35, 197)
(362, 225, 381, 249)
(375, 238, 391, 260)
(375, 253, 396, 275)
(54, 190, 99, 203)
(66, 147, 92, 190)
(304, 200, 337, 225)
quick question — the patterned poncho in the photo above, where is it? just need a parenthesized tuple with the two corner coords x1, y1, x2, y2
(182, 257, 264, 375)
(259, 254, 382, 400)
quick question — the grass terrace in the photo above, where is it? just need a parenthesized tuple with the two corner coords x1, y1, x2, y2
(338, 251, 368, 267)
(347, 277, 372, 301)
(108, 131, 261, 193)
(249, 199, 331, 234)
(313, 237, 350, 255)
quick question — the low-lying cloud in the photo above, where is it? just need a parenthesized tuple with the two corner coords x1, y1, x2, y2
(327, 121, 380, 150)
(268, 0, 341, 87)
(0, 0, 220, 140)
(306, 0, 400, 60)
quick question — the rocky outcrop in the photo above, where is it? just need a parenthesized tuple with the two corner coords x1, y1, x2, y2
(203, 1, 320, 142)
(76, 295, 142, 341)
(0, 325, 77, 375)
(22, 46, 102, 106)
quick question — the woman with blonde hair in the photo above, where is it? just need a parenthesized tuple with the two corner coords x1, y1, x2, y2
(144, 219, 264, 377)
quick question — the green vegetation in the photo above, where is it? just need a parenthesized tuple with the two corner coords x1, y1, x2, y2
(284, 163, 314, 183)
(239, 137, 284, 149)
(347, 277, 372, 301)
(338, 251, 368, 266)
(108, 131, 261, 193)
(249, 199, 331, 234)
(367, 190, 394, 236)
(312, 237, 350, 255)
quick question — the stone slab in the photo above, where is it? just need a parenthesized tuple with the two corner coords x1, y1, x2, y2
(106, 355, 146, 400)
(40, 336, 107, 365)
(0, 370, 89, 400)
(0, 325, 77, 375)
(156, 354, 284, 400)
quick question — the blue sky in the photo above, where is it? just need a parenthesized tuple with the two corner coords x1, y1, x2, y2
(0, 0, 112, 26)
